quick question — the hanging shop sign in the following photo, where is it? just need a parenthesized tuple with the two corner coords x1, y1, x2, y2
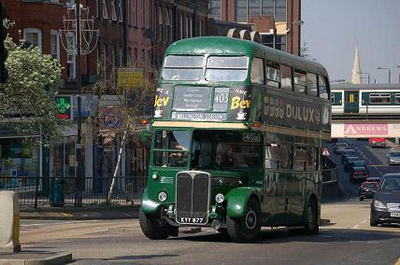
(55, 95, 72, 120)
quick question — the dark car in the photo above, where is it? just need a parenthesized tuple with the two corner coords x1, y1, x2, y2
(334, 142, 349, 154)
(350, 166, 369, 182)
(347, 159, 366, 171)
(370, 173, 400, 226)
(341, 149, 356, 163)
(359, 181, 378, 201)
(343, 156, 360, 171)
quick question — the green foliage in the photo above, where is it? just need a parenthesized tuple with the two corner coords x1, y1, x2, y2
(0, 33, 64, 141)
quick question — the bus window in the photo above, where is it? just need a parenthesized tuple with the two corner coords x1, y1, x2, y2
(307, 73, 318, 96)
(162, 55, 204, 81)
(206, 56, 249, 82)
(280, 65, 292, 91)
(294, 146, 307, 171)
(265, 143, 280, 169)
(153, 130, 190, 167)
(294, 70, 306, 94)
(266, 61, 280, 88)
(318, 76, 329, 99)
(251, 58, 264, 84)
(216, 142, 259, 168)
(280, 144, 292, 169)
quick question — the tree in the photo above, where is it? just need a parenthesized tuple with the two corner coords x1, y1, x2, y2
(91, 56, 157, 203)
(300, 41, 316, 62)
(0, 23, 63, 141)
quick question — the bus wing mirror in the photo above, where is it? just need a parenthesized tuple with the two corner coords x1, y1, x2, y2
(141, 130, 150, 142)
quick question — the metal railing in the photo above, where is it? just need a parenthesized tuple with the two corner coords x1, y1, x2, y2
(0, 176, 147, 208)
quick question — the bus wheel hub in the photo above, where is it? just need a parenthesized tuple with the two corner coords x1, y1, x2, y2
(245, 210, 257, 230)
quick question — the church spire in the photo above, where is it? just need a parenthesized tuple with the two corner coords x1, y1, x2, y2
(351, 45, 362, 84)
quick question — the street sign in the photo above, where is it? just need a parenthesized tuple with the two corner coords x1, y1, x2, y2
(118, 68, 143, 88)
(55, 95, 72, 120)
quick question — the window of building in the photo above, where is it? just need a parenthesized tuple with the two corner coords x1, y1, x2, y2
(369, 93, 391, 104)
(199, 18, 202, 37)
(266, 61, 280, 88)
(103, 44, 107, 79)
(23, 28, 42, 52)
(127, 47, 132, 66)
(157, 6, 163, 42)
(132, 0, 137, 26)
(280, 64, 292, 91)
(95, 0, 100, 18)
(141, 0, 145, 27)
(144, 0, 149, 28)
(111, 0, 117, 21)
(235, 0, 287, 22)
(293, 70, 306, 93)
(307, 73, 318, 96)
(260, 33, 286, 51)
(97, 45, 101, 74)
(118, 0, 123, 22)
(210, 0, 221, 20)
(165, 8, 170, 43)
(261, 0, 286, 21)
(180, 14, 183, 39)
(249, 0, 261, 16)
(103, 0, 109, 19)
(119, 47, 123, 67)
(185, 15, 189, 39)
(50, 30, 60, 61)
(66, 33, 76, 80)
(189, 16, 193, 38)
(251, 58, 264, 84)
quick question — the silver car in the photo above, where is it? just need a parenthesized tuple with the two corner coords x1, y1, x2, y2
(387, 151, 400, 165)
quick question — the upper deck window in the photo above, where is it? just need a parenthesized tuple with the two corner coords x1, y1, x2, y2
(280, 65, 292, 91)
(307, 73, 318, 96)
(251, 58, 264, 84)
(162, 55, 204, 81)
(318, 76, 329, 99)
(294, 70, 306, 94)
(205, 56, 248, 82)
(266, 61, 280, 88)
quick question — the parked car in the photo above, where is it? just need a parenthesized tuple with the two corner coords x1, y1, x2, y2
(387, 151, 400, 165)
(370, 173, 400, 226)
(343, 156, 360, 171)
(350, 166, 369, 182)
(359, 181, 378, 201)
(334, 142, 348, 154)
(369, 138, 386, 148)
(341, 149, 356, 163)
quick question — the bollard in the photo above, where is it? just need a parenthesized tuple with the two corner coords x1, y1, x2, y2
(0, 191, 21, 253)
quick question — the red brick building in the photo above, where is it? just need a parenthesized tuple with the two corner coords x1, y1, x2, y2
(209, 0, 302, 56)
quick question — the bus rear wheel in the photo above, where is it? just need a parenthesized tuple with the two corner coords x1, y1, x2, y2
(139, 208, 177, 239)
(303, 198, 319, 234)
(226, 198, 261, 243)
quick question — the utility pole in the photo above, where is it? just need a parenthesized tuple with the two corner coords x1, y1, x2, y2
(60, 0, 99, 207)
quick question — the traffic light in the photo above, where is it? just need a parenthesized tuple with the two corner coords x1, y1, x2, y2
(0, 1, 7, 83)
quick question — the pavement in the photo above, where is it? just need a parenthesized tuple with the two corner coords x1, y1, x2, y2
(19, 204, 140, 220)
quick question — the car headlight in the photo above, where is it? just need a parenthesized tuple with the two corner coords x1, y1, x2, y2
(373, 200, 387, 209)
(215, 193, 225, 204)
(158, 191, 168, 202)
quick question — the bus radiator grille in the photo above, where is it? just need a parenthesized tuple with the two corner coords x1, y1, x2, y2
(176, 171, 210, 224)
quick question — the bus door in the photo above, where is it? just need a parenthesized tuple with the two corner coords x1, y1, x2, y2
(344, 91, 359, 113)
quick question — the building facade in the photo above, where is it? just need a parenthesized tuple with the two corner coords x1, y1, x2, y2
(209, 0, 302, 55)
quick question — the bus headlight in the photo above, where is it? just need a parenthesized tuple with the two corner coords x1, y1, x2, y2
(215, 193, 225, 204)
(158, 191, 168, 202)
(152, 173, 158, 180)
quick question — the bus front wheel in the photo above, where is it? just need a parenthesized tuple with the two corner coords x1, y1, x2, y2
(139, 208, 177, 239)
(303, 198, 319, 234)
(226, 198, 261, 243)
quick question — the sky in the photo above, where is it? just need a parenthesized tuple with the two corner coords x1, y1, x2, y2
(301, 0, 400, 84)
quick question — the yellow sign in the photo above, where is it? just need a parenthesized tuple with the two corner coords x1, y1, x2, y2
(118, 68, 143, 87)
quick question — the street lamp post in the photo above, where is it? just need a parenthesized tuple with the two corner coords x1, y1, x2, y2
(359, 72, 370, 84)
(397, 65, 400, 83)
(377, 66, 391, 84)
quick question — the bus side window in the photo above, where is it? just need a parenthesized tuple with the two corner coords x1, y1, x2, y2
(294, 70, 307, 94)
(318, 75, 329, 99)
(307, 73, 318, 96)
(280, 144, 293, 169)
(266, 61, 280, 88)
(265, 143, 280, 169)
(251, 58, 264, 84)
(280, 65, 292, 91)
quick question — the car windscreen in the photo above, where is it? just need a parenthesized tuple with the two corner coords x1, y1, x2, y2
(389, 152, 400, 157)
(379, 177, 400, 191)
(344, 150, 356, 155)
(353, 160, 365, 166)
(363, 182, 377, 189)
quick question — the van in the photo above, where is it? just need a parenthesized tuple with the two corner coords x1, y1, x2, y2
(368, 138, 386, 148)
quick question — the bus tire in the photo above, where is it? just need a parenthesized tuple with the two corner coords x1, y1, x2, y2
(303, 198, 319, 234)
(226, 198, 261, 243)
(139, 208, 176, 239)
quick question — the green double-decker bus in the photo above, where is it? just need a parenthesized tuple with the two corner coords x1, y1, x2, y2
(140, 36, 331, 243)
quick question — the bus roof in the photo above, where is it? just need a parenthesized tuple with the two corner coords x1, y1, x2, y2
(165, 36, 329, 77)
